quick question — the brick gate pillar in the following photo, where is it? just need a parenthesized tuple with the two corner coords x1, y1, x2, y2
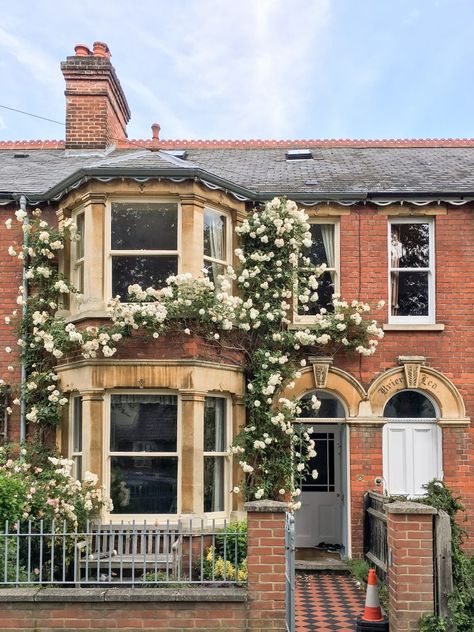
(386, 501, 437, 631)
(245, 499, 288, 632)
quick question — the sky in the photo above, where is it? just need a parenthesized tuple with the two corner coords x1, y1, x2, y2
(0, 0, 473, 142)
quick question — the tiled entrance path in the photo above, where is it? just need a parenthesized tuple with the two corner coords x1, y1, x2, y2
(296, 572, 365, 632)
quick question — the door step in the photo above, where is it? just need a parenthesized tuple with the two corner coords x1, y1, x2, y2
(296, 558, 349, 572)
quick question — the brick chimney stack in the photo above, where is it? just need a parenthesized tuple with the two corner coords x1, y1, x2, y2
(61, 42, 131, 150)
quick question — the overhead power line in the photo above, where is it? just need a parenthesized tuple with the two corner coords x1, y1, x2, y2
(0, 104, 64, 126)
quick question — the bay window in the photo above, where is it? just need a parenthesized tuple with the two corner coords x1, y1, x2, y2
(109, 394, 178, 515)
(203, 396, 228, 513)
(388, 218, 434, 323)
(203, 208, 230, 287)
(110, 201, 178, 299)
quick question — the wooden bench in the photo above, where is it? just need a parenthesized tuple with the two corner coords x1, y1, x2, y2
(75, 524, 181, 585)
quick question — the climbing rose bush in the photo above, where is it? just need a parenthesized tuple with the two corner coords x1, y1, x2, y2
(0, 444, 111, 528)
(3, 198, 384, 505)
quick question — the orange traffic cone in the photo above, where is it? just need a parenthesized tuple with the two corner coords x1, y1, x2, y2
(355, 568, 389, 631)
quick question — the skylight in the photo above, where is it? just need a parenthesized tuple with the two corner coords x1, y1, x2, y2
(286, 149, 313, 160)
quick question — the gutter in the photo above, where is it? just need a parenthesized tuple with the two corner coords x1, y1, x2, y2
(19, 195, 28, 443)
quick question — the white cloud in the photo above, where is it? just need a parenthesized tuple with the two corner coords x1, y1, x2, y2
(123, 0, 332, 138)
(0, 26, 61, 93)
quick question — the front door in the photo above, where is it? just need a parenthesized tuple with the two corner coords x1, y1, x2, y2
(295, 425, 343, 548)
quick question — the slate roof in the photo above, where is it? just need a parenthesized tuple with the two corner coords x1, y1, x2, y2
(2, 144, 474, 201)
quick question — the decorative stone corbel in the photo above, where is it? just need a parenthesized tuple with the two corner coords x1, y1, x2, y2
(398, 355, 426, 389)
(309, 356, 333, 388)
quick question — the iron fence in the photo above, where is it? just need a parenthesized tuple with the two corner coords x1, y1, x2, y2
(363, 491, 389, 579)
(0, 519, 246, 587)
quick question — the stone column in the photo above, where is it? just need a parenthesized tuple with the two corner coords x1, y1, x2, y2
(81, 192, 106, 313)
(245, 500, 288, 632)
(180, 195, 204, 278)
(386, 501, 437, 631)
(180, 391, 206, 515)
(80, 389, 105, 481)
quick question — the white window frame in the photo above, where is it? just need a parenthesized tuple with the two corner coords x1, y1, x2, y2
(388, 217, 435, 324)
(202, 394, 232, 517)
(294, 218, 340, 323)
(203, 206, 232, 282)
(104, 390, 181, 521)
(105, 198, 181, 300)
(69, 395, 83, 481)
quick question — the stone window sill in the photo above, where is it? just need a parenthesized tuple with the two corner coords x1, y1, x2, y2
(382, 323, 445, 332)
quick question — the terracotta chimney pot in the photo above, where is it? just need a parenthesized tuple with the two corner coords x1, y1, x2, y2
(74, 44, 91, 56)
(93, 41, 110, 58)
(151, 123, 161, 140)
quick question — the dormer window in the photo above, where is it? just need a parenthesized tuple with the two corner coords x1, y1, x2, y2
(109, 201, 179, 299)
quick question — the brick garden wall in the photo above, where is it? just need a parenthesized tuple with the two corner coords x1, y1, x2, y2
(0, 501, 288, 632)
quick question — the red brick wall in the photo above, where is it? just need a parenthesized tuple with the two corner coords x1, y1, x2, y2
(350, 425, 383, 557)
(0, 594, 248, 631)
(335, 204, 474, 553)
(387, 504, 437, 631)
(0, 204, 23, 442)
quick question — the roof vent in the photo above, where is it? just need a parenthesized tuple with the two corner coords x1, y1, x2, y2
(165, 150, 187, 160)
(286, 149, 313, 160)
(13, 153, 29, 158)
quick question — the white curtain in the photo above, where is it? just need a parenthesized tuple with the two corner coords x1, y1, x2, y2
(320, 225, 335, 281)
(207, 212, 225, 282)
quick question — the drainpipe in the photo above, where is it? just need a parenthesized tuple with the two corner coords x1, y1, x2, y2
(19, 195, 28, 443)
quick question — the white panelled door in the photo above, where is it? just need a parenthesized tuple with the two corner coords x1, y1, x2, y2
(383, 420, 442, 497)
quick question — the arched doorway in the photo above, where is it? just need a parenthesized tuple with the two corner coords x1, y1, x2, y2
(295, 390, 346, 549)
(383, 389, 442, 496)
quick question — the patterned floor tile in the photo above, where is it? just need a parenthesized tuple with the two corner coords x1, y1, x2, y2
(296, 572, 365, 632)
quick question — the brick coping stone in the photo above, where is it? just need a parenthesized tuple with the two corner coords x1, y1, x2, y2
(0, 587, 247, 602)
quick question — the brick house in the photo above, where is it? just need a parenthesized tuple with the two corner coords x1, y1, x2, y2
(0, 42, 473, 559)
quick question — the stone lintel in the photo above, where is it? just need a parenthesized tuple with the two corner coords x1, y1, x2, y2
(385, 501, 437, 515)
(245, 499, 288, 513)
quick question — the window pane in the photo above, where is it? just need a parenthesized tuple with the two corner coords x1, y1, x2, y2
(111, 395, 177, 452)
(111, 203, 178, 251)
(203, 261, 226, 289)
(204, 209, 227, 261)
(384, 391, 436, 418)
(204, 456, 225, 512)
(305, 224, 334, 267)
(111, 456, 177, 514)
(391, 223, 429, 269)
(391, 271, 428, 316)
(204, 397, 226, 451)
(299, 390, 345, 418)
(300, 431, 335, 492)
(74, 456, 82, 480)
(73, 397, 82, 452)
(112, 255, 178, 298)
(76, 213, 84, 259)
(301, 270, 335, 314)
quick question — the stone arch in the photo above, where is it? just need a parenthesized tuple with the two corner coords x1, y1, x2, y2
(281, 365, 366, 417)
(368, 365, 467, 421)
